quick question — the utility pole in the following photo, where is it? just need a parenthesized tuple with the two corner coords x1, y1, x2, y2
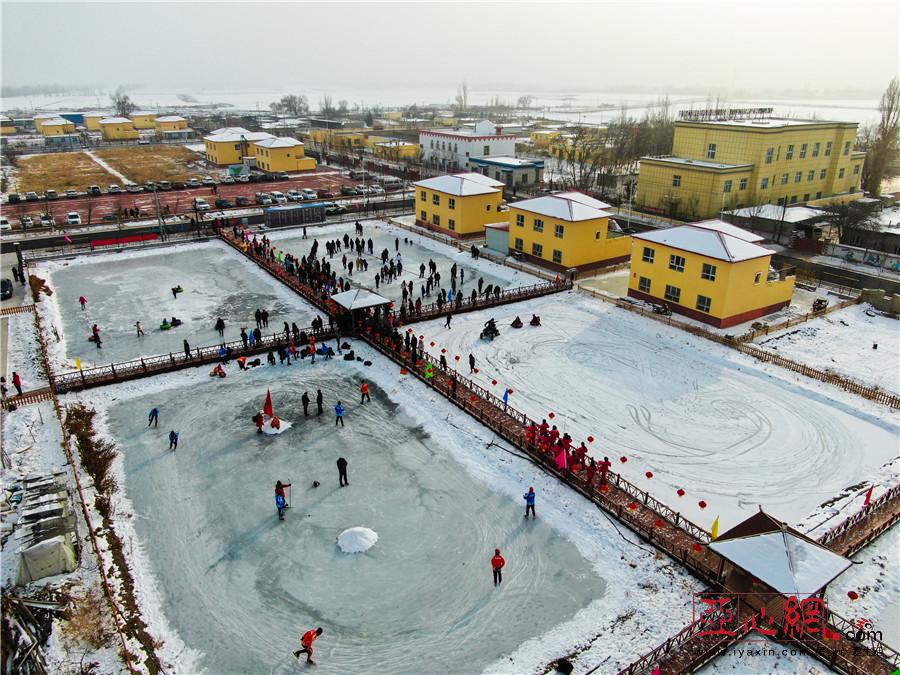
(154, 188, 166, 241)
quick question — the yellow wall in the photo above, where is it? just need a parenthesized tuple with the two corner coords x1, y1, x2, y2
(101, 123, 139, 140)
(253, 144, 316, 172)
(156, 119, 188, 132)
(0, 120, 16, 135)
(530, 130, 561, 148)
(40, 121, 76, 137)
(416, 187, 503, 236)
(375, 143, 419, 160)
(509, 207, 631, 269)
(83, 115, 105, 131)
(637, 120, 865, 219)
(627, 239, 794, 326)
(131, 114, 157, 129)
(205, 138, 247, 165)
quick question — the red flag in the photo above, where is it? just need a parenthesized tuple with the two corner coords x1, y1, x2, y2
(863, 485, 874, 507)
(263, 389, 274, 418)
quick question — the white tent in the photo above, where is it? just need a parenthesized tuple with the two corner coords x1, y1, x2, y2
(331, 288, 390, 311)
(16, 535, 77, 585)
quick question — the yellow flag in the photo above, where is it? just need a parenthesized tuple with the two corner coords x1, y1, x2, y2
(75, 357, 82, 370)
(711, 516, 720, 540)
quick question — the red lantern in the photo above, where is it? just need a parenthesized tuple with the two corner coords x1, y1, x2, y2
(430, 341, 435, 347)
(698, 500, 707, 509)
(548, 412, 555, 419)
(419, 335, 424, 340)
(600, 484, 609, 492)
(441, 348, 446, 354)
(407, 328, 413, 333)
(847, 590, 859, 600)
(692, 542, 703, 553)
(399, 367, 409, 375)
(620, 456, 628, 463)
(455, 355, 461, 361)
(677, 488, 685, 497)
(587, 435, 594, 443)
(654, 519, 664, 528)
(401, 352, 409, 359)
(507, 389, 513, 394)
(627, 501, 638, 510)
(470, 394, 479, 403)
(645, 471, 653, 479)
(491, 379, 497, 386)
(389, 302, 394, 308)
(473, 368, 479, 374)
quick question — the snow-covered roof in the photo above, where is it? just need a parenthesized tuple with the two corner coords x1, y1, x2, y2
(131, 111, 156, 116)
(728, 204, 825, 224)
(641, 156, 752, 170)
(682, 117, 854, 130)
(331, 288, 391, 311)
(414, 173, 504, 196)
(33, 113, 62, 120)
(100, 117, 133, 124)
(635, 224, 775, 262)
(511, 192, 612, 221)
(470, 155, 544, 168)
(156, 115, 187, 123)
(40, 118, 73, 126)
(691, 219, 765, 242)
(82, 111, 107, 118)
(210, 126, 251, 135)
(254, 137, 303, 148)
(710, 513, 852, 595)
(205, 129, 275, 143)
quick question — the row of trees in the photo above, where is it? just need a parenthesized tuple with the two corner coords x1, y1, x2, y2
(858, 77, 899, 196)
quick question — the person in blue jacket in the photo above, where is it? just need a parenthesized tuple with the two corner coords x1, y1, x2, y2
(523, 486, 536, 519)
(148, 407, 159, 427)
(275, 480, 291, 521)
(334, 401, 345, 427)
(168, 430, 179, 450)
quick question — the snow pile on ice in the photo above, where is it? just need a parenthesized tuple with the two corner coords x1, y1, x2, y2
(337, 527, 378, 553)
(261, 418, 292, 435)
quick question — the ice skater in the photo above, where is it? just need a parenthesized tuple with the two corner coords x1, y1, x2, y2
(491, 548, 505, 586)
(168, 430, 179, 450)
(469, 353, 475, 374)
(316, 389, 324, 416)
(275, 480, 291, 520)
(78, 295, 87, 310)
(334, 401, 345, 427)
(359, 381, 370, 404)
(148, 407, 159, 427)
(302, 391, 310, 417)
(337, 457, 349, 486)
(293, 627, 323, 664)
(135, 320, 144, 337)
(523, 486, 536, 519)
(214, 317, 225, 338)
(444, 312, 452, 329)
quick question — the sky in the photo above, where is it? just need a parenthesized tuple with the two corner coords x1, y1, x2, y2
(2, 1, 898, 99)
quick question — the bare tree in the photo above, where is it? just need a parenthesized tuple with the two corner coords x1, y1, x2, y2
(110, 87, 136, 117)
(270, 94, 309, 117)
(556, 126, 609, 191)
(454, 81, 469, 114)
(337, 100, 349, 116)
(517, 95, 533, 110)
(859, 78, 899, 196)
(820, 200, 879, 240)
(319, 96, 335, 119)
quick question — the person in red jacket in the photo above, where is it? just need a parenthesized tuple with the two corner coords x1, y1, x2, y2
(293, 626, 323, 664)
(360, 380, 370, 404)
(598, 456, 612, 486)
(491, 548, 505, 586)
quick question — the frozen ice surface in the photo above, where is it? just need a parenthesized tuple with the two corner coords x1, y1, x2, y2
(38, 242, 319, 368)
(104, 363, 606, 674)
(269, 220, 539, 304)
(412, 291, 900, 532)
(337, 527, 378, 553)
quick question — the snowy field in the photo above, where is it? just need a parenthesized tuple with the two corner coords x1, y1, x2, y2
(757, 304, 900, 394)
(4, 311, 47, 390)
(412, 291, 899, 532)
(35, 241, 321, 370)
(269, 220, 541, 304)
(76, 342, 702, 675)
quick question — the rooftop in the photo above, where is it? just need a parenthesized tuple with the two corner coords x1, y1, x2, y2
(331, 288, 391, 311)
(156, 115, 187, 123)
(414, 172, 504, 196)
(729, 204, 825, 223)
(100, 117, 133, 124)
(641, 156, 753, 170)
(41, 118, 74, 126)
(679, 117, 856, 130)
(131, 111, 156, 116)
(254, 136, 303, 148)
(691, 219, 765, 242)
(206, 128, 275, 143)
(634, 221, 775, 263)
(511, 192, 612, 221)
(470, 156, 545, 168)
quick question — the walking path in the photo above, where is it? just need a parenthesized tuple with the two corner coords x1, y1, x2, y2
(82, 149, 131, 184)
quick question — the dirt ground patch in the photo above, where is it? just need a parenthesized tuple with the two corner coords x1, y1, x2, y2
(17, 152, 116, 193)
(94, 145, 208, 183)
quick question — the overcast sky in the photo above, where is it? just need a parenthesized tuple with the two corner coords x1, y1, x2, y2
(2, 1, 898, 98)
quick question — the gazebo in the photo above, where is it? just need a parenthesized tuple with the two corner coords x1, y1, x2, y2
(330, 288, 391, 334)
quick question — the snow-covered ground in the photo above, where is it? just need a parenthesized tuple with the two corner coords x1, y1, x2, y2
(412, 290, 899, 532)
(4, 311, 48, 390)
(757, 304, 900, 393)
(71, 342, 702, 675)
(34, 240, 321, 371)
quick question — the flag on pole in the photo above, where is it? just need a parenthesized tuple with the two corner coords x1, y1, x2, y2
(263, 389, 274, 418)
(711, 516, 720, 540)
(64, 235, 73, 244)
(75, 357, 82, 370)
(863, 485, 874, 507)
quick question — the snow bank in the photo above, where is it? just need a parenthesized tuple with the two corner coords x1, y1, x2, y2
(337, 527, 378, 553)
(5, 312, 48, 389)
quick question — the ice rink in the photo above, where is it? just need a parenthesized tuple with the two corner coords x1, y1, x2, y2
(103, 362, 608, 674)
(412, 291, 899, 531)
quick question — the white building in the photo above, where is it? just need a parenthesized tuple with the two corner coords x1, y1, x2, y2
(420, 120, 516, 171)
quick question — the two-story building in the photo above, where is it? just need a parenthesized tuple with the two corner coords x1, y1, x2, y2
(636, 115, 865, 219)
(414, 173, 505, 238)
(100, 117, 139, 140)
(38, 117, 76, 136)
(82, 112, 107, 131)
(0, 116, 15, 135)
(627, 219, 795, 327)
(508, 192, 631, 273)
(204, 127, 275, 165)
(130, 112, 157, 129)
(420, 120, 516, 171)
(253, 137, 316, 173)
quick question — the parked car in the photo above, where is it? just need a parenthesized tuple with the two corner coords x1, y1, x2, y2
(214, 198, 233, 209)
(260, 173, 276, 183)
(137, 138, 151, 145)
(193, 198, 211, 212)
(325, 203, 347, 216)
(235, 174, 250, 183)
(369, 185, 385, 195)
(186, 178, 202, 188)
(21, 216, 34, 228)
(24, 191, 39, 201)
(67, 212, 81, 225)
(65, 189, 80, 198)
(269, 191, 288, 204)
(143, 181, 157, 192)
(248, 174, 263, 183)
(0, 217, 10, 231)
(172, 181, 185, 190)
(108, 184, 122, 194)
(202, 176, 216, 186)
(318, 190, 334, 199)
(286, 190, 303, 202)
(301, 188, 318, 200)
(255, 192, 273, 205)
(157, 181, 172, 191)
(40, 214, 54, 228)
(102, 214, 117, 222)
(275, 172, 290, 181)
(86, 185, 102, 196)
(340, 185, 356, 196)
(125, 183, 142, 193)
(1, 279, 12, 300)
(45, 189, 59, 200)
(6, 193, 21, 204)
(221, 176, 235, 185)
(235, 196, 251, 207)
(354, 185, 369, 195)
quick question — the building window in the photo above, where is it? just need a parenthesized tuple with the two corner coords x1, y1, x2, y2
(532, 243, 543, 257)
(669, 254, 686, 272)
(790, 195, 797, 204)
(765, 147, 774, 164)
(514, 237, 524, 251)
(707, 143, 716, 159)
(794, 171, 802, 183)
(554, 224, 564, 239)
(552, 249, 563, 264)
(486, 204, 491, 211)
(754, 272, 762, 284)
(781, 173, 789, 184)
(739, 178, 748, 190)
(483, 145, 490, 155)
(825, 141, 832, 156)
(803, 193, 810, 202)
(234, 144, 240, 150)
(420, 210, 427, 221)
(642, 247, 655, 263)
(701, 263, 717, 281)
(638, 276, 651, 293)
(777, 197, 786, 206)
(853, 164, 860, 175)
(420, 190, 426, 201)
(432, 194, 440, 205)
(696, 295, 712, 313)
(838, 167, 845, 178)
(786, 144, 794, 160)
(843, 141, 850, 156)
(516, 214, 524, 227)
(448, 219, 455, 231)
(761, 177, 769, 190)
(672, 174, 681, 187)
(433, 214, 441, 226)
(534, 218, 544, 232)
(812, 142, 820, 157)
(800, 143, 807, 159)
(664, 285, 681, 303)
(820, 169, 827, 179)
(448, 198, 456, 209)
(807, 170, 815, 182)
(815, 191, 822, 199)
(723, 180, 732, 193)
